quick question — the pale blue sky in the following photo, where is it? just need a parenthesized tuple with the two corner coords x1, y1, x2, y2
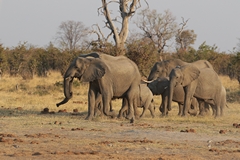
(0, 0, 240, 53)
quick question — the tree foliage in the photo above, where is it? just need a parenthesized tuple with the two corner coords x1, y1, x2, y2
(175, 29, 197, 51)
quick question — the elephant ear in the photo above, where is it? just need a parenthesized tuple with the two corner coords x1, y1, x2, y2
(181, 65, 200, 86)
(81, 58, 106, 82)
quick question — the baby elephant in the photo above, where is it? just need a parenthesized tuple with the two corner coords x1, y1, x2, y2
(147, 77, 198, 116)
(118, 84, 155, 118)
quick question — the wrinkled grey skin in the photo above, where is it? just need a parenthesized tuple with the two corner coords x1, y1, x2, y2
(93, 93, 114, 117)
(147, 59, 213, 111)
(118, 84, 155, 118)
(147, 77, 198, 116)
(198, 85, 227, 116)
(147, 59, 213, 81)
(56, 52, 141, 120)
(168, 65, 225, 117)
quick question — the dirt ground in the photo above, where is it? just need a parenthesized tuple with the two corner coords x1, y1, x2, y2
(0, 105, 240, 160)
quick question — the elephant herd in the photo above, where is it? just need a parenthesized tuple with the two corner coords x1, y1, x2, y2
(56, 52, 227, 120)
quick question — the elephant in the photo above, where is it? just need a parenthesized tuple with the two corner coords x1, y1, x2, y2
(56, 52, 142, 120)
(147, 59, 213, 81)
(147, 58, 213, 111)
(146, 77, 198, 116)
(168, 65, 226, 117)
(198, 85, 227, 116)
(118, 83, 155, 118)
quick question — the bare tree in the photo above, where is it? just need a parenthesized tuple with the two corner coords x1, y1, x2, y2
(135, 9, 178, 60)
(97, 0, 143, 55)
(55, 20, 89, 53)
(175, 18, 196, 52)
(89, 24, 113, 49)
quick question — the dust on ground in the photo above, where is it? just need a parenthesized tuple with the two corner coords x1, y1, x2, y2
(0, 106, 240, 160)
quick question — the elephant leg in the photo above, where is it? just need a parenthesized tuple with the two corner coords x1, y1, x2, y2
(198, 100, 206, 116)
(161, 94, 168, 116)
(110, 101, 113, 112)
(204, 102, 211, 115)
(159, 103, 164, 114)
(215, 100, 221, 118)
(140, 106, 147, 118)
(94, 93, 103, 117)
(125, 98, 135, 120)
(94, 103, 102, 117)
(133, 97, 140, 119)
(118, 98, 128, 119)
(102, 91, 116, 118)
(182, 84, 196, 116)
(85, 88, 97, 120)
(125, 87, 138, 120)
(148, 103, 155, 118)
(140, 98, 152, 118)
(210, 104, 216, 116)
(188, 98, 198, 116)
(178, 103, 183, 116)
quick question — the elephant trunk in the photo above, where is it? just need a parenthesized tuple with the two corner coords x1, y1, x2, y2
(167, 80, 174, 111)
(56, 77, 73, 107)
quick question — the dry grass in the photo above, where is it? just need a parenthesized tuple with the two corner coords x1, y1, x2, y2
(0, 71, 89, 112)
(0, 72, 240, 159)
(220, 75, 240, 91)
(0, 71, 239, 122)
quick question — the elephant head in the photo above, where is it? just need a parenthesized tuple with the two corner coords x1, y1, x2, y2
(147, 77, 169, 96)
(56, 57, 106, 107)
(168, 65, 200, 111)
(147, 62, 167, 81)
(147, 59, 186, 81)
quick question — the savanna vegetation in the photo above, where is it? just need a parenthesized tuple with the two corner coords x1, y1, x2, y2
(0, 1, 240, 159)
(0, 70, 240, 159)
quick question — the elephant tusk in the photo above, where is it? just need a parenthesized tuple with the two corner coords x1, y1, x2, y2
(141, 79, 154, 83)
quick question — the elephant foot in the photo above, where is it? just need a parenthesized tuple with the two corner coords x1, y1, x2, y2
(130, 117, 135, 123)
(135, 115, 140, 120)
(181, 113, 188, 117)
(167, 107, 172, 111)
(198, 112, 205, 117)
(117, 113, 124, 119)
(188, 108, 198, 116)
(160, 113, 168, 117)
(118, 116, 125, 120)
(149, 113, 155, 118)
(177, 112, 182, 116)
(159, 107, 163, 113)
(125, 113, 134, 120)
(85, 115, 93, 120)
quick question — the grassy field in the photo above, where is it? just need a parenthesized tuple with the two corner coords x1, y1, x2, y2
(0, 71, 240, 159)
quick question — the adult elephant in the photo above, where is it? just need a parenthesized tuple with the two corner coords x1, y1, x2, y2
(168, 65, 226, 117)
(146, 77, 198, 116)
(147, 58, 213, 112)
(56, 52, 141, 120)
(147, 59, 213, 81)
